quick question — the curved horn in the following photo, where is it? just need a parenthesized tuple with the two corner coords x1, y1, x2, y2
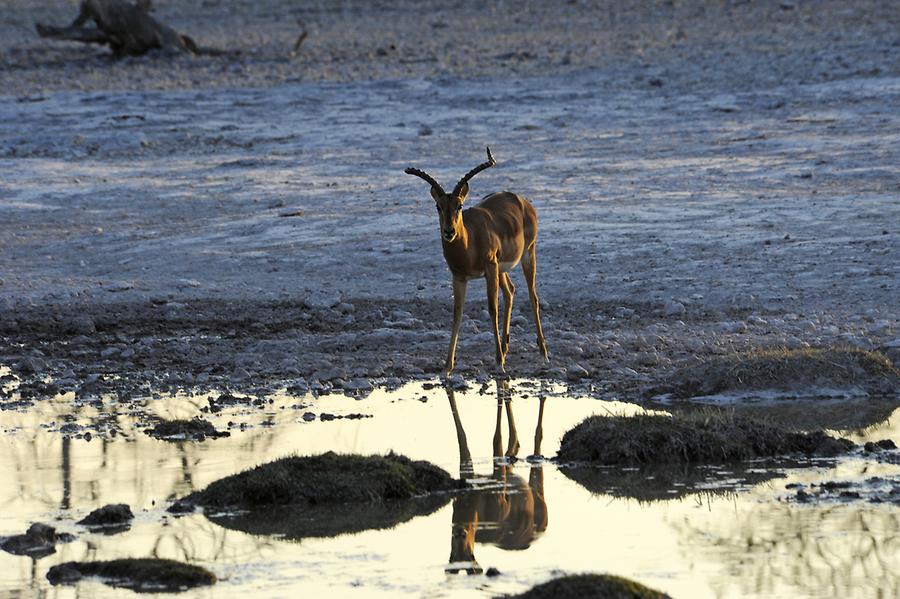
(452, 147, 496, 198)
(404, 167, 445, 194)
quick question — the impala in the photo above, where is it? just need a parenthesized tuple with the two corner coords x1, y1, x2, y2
(405, 148, 548, 374)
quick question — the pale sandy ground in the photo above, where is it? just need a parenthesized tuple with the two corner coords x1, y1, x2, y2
(0, 0, 898, 400)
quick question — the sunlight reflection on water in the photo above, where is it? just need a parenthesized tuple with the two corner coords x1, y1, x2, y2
(1, 379, 899, 598)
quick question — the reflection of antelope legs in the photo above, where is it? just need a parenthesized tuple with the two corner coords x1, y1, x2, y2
(445, 378, 547, 575)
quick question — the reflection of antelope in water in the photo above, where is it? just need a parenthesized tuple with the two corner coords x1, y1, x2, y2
(445, 379, 547, 574)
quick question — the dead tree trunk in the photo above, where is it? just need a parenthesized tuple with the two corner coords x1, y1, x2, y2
(36, 0, 200, 57)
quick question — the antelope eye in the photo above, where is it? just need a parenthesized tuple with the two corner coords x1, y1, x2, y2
(455, 205, 463, 212)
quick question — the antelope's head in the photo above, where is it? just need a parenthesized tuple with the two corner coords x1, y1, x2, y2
(405, 147, 496, 243)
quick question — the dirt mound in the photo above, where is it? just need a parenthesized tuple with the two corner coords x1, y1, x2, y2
(506, 573, 670, 599)
(557, 411, 854, 465)
(652, 348, 899, 399)
(47, 558, 215, 593)
(170, 452, 460, 512)
(147, 418, 229, 441)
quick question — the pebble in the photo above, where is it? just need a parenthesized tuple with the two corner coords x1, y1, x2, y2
(614, 306, 635, 319)
(448, 374, 468, 390)
(566, 364, 589, 381)
(663, 300, 685, 316)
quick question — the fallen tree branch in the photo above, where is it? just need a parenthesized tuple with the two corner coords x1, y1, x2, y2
(35, 0, 232, 58)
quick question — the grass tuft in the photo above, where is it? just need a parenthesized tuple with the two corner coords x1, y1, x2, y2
(557, 410, 854, 465)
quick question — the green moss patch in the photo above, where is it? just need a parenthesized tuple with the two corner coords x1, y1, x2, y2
(171, 452, 460, 512)
(652, 347, 899, 399)
(506, 573, 671, 599)
(557, 411, 854, 465)
(46, 558, 215, 593)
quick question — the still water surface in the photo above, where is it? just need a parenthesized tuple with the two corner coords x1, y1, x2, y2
(1, 379, 898, 598)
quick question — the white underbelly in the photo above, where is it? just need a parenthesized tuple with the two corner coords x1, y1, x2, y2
(500, 260, 520, 273)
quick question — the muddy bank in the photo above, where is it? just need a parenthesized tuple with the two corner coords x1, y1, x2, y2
(651, 347, 900, 400)
(557, 412, 854, 465)
(507, 573, 670, 599)
(2, 296, 897, 406)
(47, 558, 215, 593)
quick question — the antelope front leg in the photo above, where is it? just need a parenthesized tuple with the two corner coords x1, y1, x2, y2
(485, 261, 505, 371)
(498, 273, 515, 356)
(445, 277, 468, 375)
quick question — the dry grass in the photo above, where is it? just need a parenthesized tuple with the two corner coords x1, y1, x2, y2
(653, 347, 900, 400)
(557, 410, 854, 465)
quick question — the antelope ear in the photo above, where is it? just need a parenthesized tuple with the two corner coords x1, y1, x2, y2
(456, 182, 469, 204)
(430, 186, 443, 202)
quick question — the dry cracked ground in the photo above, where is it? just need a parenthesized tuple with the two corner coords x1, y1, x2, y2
(0, 0, 898, 403)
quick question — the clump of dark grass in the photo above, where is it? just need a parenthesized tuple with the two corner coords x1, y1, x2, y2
(147, 418, 229, 441)
(77, 503, 133, 531)
(506, 573, 671, 599)
(557, 410, 854, 465)
(46, 558, 215, 592)
(170, 451, 460, 512)
(653, 347, 899, 399)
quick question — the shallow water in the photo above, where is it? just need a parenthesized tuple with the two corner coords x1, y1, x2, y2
(1, 379, 899, 598)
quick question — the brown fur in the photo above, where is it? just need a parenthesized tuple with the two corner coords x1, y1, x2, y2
(408, 149, 549, 374)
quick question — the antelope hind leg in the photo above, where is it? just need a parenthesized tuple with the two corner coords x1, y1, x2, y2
(499, 272, 515, 356)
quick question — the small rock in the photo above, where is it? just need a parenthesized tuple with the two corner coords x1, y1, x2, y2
(864, 439, 897, 452)
(485, 567, 501, 577)
(343, 378, 373, 393)
(106, 281, 134, 292)
(567, 364, 590, 381)
(65, 315, 96, 335)
(448, 374, 468, 390)
(663, 300, 685, 317)
(302, 412, 316, 422)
